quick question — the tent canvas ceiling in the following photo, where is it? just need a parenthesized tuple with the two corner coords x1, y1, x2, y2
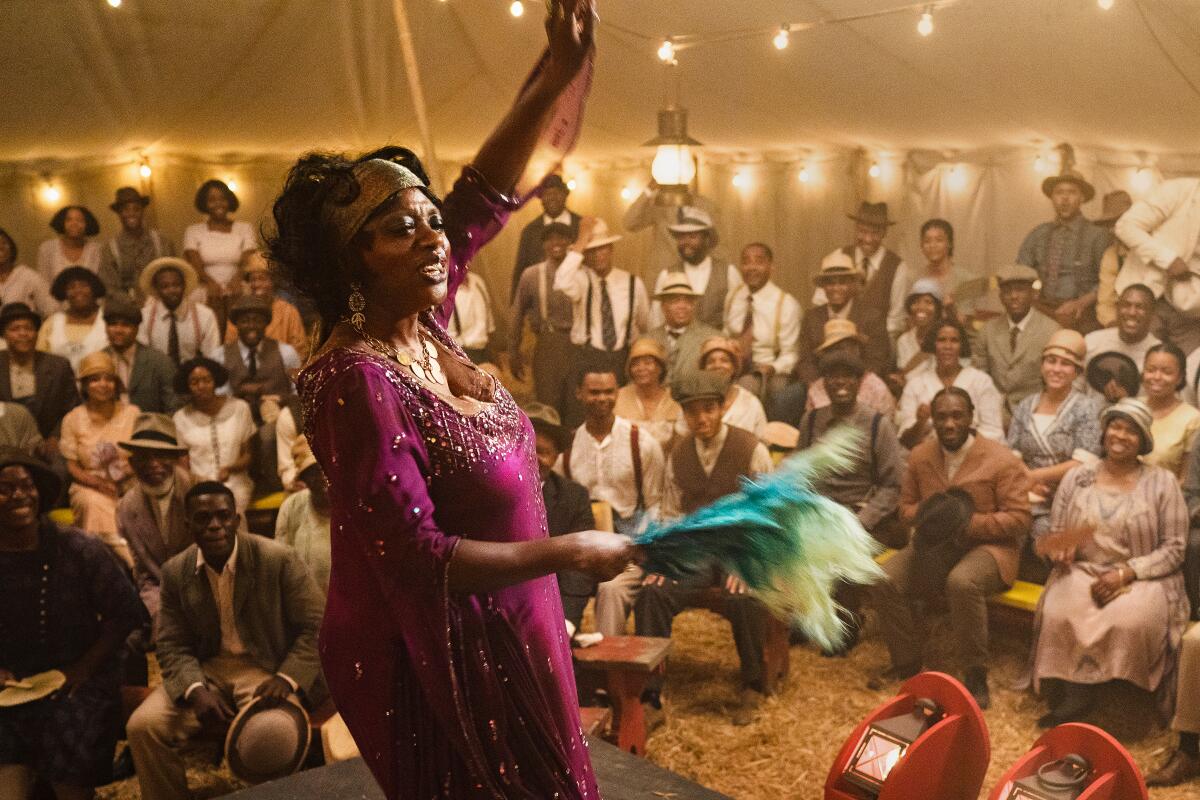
(3, 0, 1200, 166)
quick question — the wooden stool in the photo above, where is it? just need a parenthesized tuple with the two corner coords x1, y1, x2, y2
(578, 705, 612, 737)
(572, 636, 671, 756)
(693, 587, 790, 694)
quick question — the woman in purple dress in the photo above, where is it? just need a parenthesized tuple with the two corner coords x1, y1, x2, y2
(267, 4, 633, 798)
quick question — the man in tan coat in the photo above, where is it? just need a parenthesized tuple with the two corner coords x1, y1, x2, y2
(869, 387, 1030, 708)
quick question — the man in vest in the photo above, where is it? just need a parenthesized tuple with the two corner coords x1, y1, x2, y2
(636, 371, 774, 726)
(1017, 167, 1110, 333)
(511, 174, 581, 300)
(212, 294, 300, 493)
(818, 202, 909, 339)
(724, 242, 801, 414)
(561, 364, 664, 636)
(623, 182, 720, 275)
(650, 207, 741, 330)
(99, 186, 175, 306)
(796, 254, 891, 385)
(510, 223, 577, 418)
(137, 257, 221, 364)
(647, 274, 719, 383)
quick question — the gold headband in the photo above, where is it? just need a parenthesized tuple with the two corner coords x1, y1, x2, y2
(322, 159, 426, 252)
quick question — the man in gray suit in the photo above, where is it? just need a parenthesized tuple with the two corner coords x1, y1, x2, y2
(117, 413, 193, 639)
(103, 295, 180, 414)
(126, 481, 324, 800)
(973, 264, 1060, 415)
(648, 274, 718, 383)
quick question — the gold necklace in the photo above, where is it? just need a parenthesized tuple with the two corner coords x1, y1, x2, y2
(347, 318, 445, 386)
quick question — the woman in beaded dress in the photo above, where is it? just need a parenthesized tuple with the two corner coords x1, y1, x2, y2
(268, 4, 635, 798)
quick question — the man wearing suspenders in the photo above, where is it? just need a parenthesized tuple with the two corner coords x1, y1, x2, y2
(99, 187, 175, 305)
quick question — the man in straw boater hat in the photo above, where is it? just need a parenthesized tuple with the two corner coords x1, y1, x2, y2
(553, 217, 651, 409)
(795, 253, 890, 386)
(817, 201, 911, 339)
(622, 179, 720, 275)
(647, 272, 719, 383)
(126, 479, 325, 800)
(651, 205, 742, 330)
(137, 256, 222, 365)
(99, 185, 176, 306)
(1016, 161, 1110, 333)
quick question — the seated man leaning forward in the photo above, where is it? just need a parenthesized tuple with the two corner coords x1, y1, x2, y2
(126, 480, 325, 800)
(869, 387, 1031, 710)
(635, 371, 775, 727)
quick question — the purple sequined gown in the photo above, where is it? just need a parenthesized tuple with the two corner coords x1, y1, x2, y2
(298, 168, 598, 799)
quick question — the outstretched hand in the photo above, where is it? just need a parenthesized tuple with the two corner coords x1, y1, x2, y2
(543, 0, 596, 92)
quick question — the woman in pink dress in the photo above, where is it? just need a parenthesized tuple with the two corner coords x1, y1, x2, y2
(268, 4, 633, 798)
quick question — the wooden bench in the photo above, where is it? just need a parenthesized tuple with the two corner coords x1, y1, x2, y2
(572, 635, 671, 756)
(246, 491, 287, 538)
(875, 548, 1045, 613)
(578, 705, 612, 737)
(690, 587, 790, 694)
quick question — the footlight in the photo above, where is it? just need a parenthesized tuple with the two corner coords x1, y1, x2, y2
(826, 672, 990, 800)
(989, 723, 1147, 800)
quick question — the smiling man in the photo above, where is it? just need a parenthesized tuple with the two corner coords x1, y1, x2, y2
(972, 264, 1060, 414)
(1084, 283, 1161, 373)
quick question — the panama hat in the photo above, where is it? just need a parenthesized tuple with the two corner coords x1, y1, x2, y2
(224, 696, 311, 785)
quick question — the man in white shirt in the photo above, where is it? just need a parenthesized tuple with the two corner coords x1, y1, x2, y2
(648, 274, 719, 383)
(1084, 283, 1161, 375)
(137, 257, 220, 365)
(560, 366, 664, 636)
(622, 181, 720, 275)
(724, 242, 800, 413)
(555, 218, 651, 392)
(446, 271, 496, 366)
(650, 207, 742, 330)
(512, 174, 581, 299)
(817, 202, 909, 338)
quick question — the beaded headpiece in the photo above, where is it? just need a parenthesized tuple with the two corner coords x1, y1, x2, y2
(321, 159, 426, 252)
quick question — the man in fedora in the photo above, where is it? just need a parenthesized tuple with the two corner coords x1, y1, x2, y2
(972, 264, 1061, 414)
(99, 186, 175, 306)
(103, 295, 180, 414)
(525, 402, 596, 631)
(137, 257, 221, 364)
(127, 481, 324, 800)
(724, 242, 801, 411)
(648, 273, 719, 383)
(0, 302, 78, 468)
(117, 413, 193, 638)
(1017, 167, 1110, 333)
(819, 201, 910, 339)
(554, 217, 651, 405)
(512, 174, 582, 299)
(650, 206, 741, 330)
(623, 180, 720, 275)
(1115, 176, 1200, 353)
(795, 253, 890, 385)
(1094, 190, 1133, 328)
(510, 222, 578, 417)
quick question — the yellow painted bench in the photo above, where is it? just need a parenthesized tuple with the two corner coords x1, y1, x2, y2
(874, 548, 1043, 613)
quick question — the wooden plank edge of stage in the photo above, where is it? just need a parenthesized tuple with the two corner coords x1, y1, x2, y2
(223, 736, 732, 799)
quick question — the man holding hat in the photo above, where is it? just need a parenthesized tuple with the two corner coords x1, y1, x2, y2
(1017, 166, 1110, 333)
(0, 302, 78, 466)
(637, 370, 774, 726)
(796, 253, 890, 385)
(126, 480, 325, 800)
(724, 242, 801, 409)
(117, 413, 193, 639)
(224, 252, 307, 356)
(973, 264, 1061, 414)
(623, 181, 720, 275)
(512, 174, 582, 298)
(648, 272, 719, 383)
(818, 202, 910, 338)
(137, 256, 221, 364)
(99, 186, 175, 306)
(650, 206, 741, 330)
(103, 294, 180, 414)
(555, 217, 651, 394)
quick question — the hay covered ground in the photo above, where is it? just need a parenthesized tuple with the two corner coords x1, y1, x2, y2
(99, 608, 1193, 799)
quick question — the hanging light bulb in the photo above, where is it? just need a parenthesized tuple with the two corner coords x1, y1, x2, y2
(732, 169, 751, 189)
(1033, 154, 1046, 173)
(509, 1, 524, 18)
(40, 182, 62, 205)
(773, 24, 790, 51)
(620, 184, 638, 201)
(138, 162, 152, 179)
(225, 178, 239, 193)
(798, 165, 811, 184)
(948, 164, 968, 190)
(566, 177, 578, 191)
(868, 161, 882, 179)
(657, 38, 677, 63)
(107, 0, 122, 7)
(1097, 0, 1115, 10)
(917, 8, 934, 37)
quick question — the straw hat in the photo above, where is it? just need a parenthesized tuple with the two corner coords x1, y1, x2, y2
(815, 319, 868, 352)
(140, 256, 198, 300)
(119, 413, 188, 455)
(668, 206, 715, 234)
(583, 218, 622, 249)
(77, 352, 119, 383)
(653, 274, 702, 300)
(1100, 397, 1155, 456)
(815, 251, 864, 285)
(224, 697, 311, 785)
(698, 336, 742, 374)
(763, 421, 800, 451)
(625, 337, 668, 380)
(0, 670, 66, 707)
(523, 402, 571, 451)
(1041, 329, 1086, 370)
(1042, 168, 1096, 203)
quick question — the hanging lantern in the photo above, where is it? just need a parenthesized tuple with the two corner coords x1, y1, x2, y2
(643, 106, 701, 203)
(843, 698, 943, 795)
(1002, 755, 1091, 800)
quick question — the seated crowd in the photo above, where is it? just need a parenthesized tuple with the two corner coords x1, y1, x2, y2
(4, 164, 1200, 799)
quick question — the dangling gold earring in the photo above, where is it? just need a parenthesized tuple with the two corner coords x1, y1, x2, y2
(348, 283, 366, 331)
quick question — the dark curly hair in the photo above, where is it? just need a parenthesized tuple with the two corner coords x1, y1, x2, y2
(194, 179, 240, 215)
(263, 146, 439, 338)
(49, 205, 100, 236)
(174, 356, 230, 398)
(0, 228, 16, 264)
(921, 315, 972, 359)
(920, 218, 955, 257)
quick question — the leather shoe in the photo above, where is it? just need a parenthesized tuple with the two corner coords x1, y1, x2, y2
(963, 666, 990, 710)
(1145, 749, 1200, 787)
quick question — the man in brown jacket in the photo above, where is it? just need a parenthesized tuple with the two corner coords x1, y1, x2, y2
(869, 387, 1030, 708)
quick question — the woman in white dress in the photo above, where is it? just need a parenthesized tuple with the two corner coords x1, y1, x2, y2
(897, 317, 1004, 447)
(0, 227, 56, 316)
(36, 266, 109, 373)
(37, 205, 102, 282)
(183, 179, 257, 328)
(172, 356, 256, 512)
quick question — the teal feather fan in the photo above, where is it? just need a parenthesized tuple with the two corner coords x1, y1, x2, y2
(634, 427, 886, 652)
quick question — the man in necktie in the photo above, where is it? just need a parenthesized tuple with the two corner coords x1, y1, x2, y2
(137, 257, 221, 364)
(972, 264, 1061, 416)
(817, 202, 910, 339)
(726, 243, 800, 414)
(646, 275, 718, 384)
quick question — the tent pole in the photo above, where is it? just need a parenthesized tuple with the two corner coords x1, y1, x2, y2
(389, 0, 446, 194)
